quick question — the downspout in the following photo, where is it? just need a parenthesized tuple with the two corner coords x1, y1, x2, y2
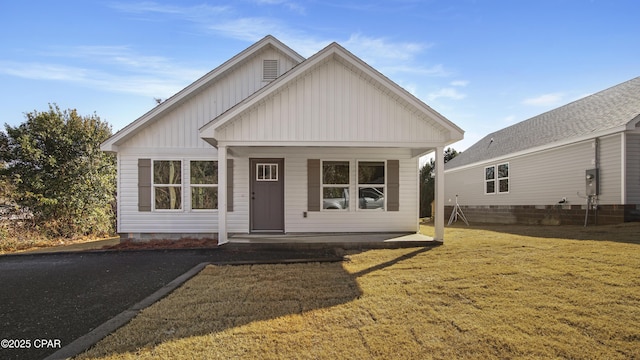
(594, 138, 600, 225)
(620, 132, 626, 206)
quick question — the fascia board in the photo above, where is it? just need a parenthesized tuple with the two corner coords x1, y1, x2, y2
(336, 46, 465, 140)
(102, 35, 304, 150)
(201, 44, 340, 135)
(627, 113, 640, 130)
(444, 126, 627, 173)
(203, 43, 464, 143)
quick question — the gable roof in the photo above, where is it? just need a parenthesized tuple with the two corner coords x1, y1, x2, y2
(101, 35, 305, 152)
(199, 42, 464, 147)
(446, 76, 640, 170)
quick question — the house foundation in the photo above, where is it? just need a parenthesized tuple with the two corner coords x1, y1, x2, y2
(444, 204, 640, 226)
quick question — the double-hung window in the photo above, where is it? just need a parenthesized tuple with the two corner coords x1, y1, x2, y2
(322, 161, 350, 210)
(357, 161, 385, 210)
(191, 161, 218, 210)
(497, 163, 509, 193)
(153, 160, 182, 210)
(485, 163, 509, 194)
(485, 165, 495, 194)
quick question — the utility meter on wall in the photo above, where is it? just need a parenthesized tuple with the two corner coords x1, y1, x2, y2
(585, 168, 599, 196)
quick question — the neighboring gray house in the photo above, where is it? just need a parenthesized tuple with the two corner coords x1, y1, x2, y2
(444, 77, 640, 225)
(101, 36, 464, 243)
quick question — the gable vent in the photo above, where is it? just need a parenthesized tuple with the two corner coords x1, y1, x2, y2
(263, 59, 279, 81)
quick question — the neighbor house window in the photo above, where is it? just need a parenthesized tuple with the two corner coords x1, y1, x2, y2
(358, 161, 385, 210)
(191, 161, 217, 210)
(322, 161, 350, 210)
(485, 163, 509, 194)
(485, 165, 495, 194)
(497, 163, 509, 193)
(153, 160, 182, 210)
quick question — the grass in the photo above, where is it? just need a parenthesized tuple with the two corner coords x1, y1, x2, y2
(0, 220, 118, 254)
(77, 223, 640, 359)
(0, 227, 109, 254)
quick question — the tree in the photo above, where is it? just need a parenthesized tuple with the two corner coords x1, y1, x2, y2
(0, 104, 116, 237)
(419, 148, 459, 218)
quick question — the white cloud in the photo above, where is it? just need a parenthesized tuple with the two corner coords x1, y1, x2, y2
(377, 63, 448, 77)
(0, 46, 205, 98)
(522, 92, 564, 106)
(451, 80, 469, 87)
(401, 82, 419, 96)
(426, 87, 466, 101)
(502, 115, 517, 124)
(253, 0, 306, 14)
(0, 62, 90, 82)
(109, 2, 228, 18)
(2, 24, 440, 101)
(343, 33, 429, 64)
(111, 2, 443, 80)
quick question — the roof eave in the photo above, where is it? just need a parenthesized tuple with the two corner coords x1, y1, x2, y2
(201, 43, 465, 142)
(445, 125, 628, 173)
(102, 35, 304, 151)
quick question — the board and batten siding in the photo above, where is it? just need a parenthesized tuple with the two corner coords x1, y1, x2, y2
(445, 137, 626, 207)
(125, 47, 299, 149)
(214, 57, 449, 145)
(625, 132, 640, 204)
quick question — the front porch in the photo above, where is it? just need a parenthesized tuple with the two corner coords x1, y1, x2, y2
(226, 232, 440, 250)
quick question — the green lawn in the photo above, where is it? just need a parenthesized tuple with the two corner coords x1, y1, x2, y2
(77, 223, 640, 359)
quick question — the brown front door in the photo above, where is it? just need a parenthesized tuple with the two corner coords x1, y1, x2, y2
(250, 158, 285, 232)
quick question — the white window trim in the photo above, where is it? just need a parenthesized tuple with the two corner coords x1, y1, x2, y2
(190, 160, 218, 212)
(321, 160, 351, 212)
(497, 162, 510, 194)
(152, 159, 183, 211)
(484, 165, 495, 195)
(484, 163, 509, 195)
(256, 163, 279, 182)
(356, 160, 386, 211)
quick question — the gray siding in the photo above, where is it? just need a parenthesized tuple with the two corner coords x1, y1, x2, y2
(597, 134, 622, 204)
(445, 137, 627, 207)
(627, 133, 640, 204)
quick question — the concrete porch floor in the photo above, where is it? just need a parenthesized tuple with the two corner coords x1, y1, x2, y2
(226, 232, 440, 250)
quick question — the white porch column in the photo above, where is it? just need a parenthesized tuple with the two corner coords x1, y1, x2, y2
(217, 145, 228, 245)
(434, 146, 445, 242)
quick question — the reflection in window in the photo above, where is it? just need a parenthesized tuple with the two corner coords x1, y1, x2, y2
(154, 160, 182, 210)
(322, 161, 349, 210)
(498, 163, 509, 193)
(485, 163, 509, 194)
(358, 161, 385, 210)
(191, 161, 217, 210)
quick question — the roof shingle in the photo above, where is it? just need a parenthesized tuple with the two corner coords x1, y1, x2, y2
(446, 77, 640, 169)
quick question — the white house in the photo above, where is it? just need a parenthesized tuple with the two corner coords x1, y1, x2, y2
(101, 36, 464, 243)
(444, 77, 640, 225)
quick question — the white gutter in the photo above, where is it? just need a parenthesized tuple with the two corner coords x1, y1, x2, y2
(444, 125, 628, 173)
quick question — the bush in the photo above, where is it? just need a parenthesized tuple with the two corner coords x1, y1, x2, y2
(0, 104, 116, 238)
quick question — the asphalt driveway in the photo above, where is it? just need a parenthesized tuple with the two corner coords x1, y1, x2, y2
(0, 247, 340, 360)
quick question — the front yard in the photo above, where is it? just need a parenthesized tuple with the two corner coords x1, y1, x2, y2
(77, 223, 640, 359)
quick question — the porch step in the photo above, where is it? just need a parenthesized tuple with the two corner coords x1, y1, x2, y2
(225, 232, 440, 250)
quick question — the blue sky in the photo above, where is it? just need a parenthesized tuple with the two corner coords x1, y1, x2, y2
(1, 0, 638, 154)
